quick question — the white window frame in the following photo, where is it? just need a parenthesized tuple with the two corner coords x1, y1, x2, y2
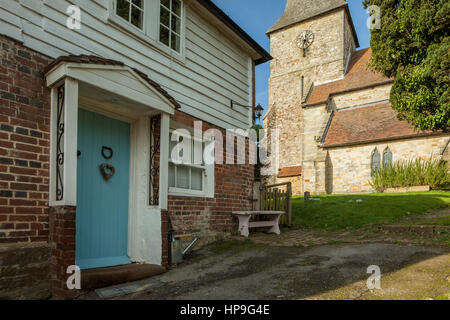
(168, 125, 214, 198)
(107, 0, 186, 61)
(114, 0, 146, 32)
(158, 0, 183, 54)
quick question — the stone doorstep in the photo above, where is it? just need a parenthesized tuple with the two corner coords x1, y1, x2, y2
(380, 225, 450, 235)
(95, 282, 154, 299)
(81, 263, 166, 292)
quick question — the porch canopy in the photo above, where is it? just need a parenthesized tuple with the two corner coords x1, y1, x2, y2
(44, 55, 178, 208)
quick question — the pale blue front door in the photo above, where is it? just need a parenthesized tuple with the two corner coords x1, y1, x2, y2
(76, 109, 131, 270)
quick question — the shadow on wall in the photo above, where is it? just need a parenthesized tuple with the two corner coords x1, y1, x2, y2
(325, 151, 333, 195)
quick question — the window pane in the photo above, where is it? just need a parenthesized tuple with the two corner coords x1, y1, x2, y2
(161, 0, 170, 9)
(169, 163, 175, 187)
(132, 0, 143, 8)
(131, 6, 143, 29)
(172, 0, 181, 16)
(383, 148, 393, 167)
(176, 165, 190, 189)
(159, 0, 182, 52)
(171, 14, 181, 34)
(171, 32, 180, 52)
(371, 148, 381, 175)
(160, 25, 170, 46)
(116, 0, 130, 21)
(191, 168, 203, 191)
(160, 6, 170, 27)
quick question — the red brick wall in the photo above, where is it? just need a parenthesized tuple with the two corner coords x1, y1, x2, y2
(161, 209, 169, 268)
(167, 110, 255, 247)
(49, 205, 77, 299)
(0, 35, 51, 244)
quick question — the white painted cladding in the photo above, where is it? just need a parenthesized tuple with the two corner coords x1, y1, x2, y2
(1, 0, 254, 129)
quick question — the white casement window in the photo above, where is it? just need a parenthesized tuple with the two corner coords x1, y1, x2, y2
(115, 0, 145, 30)
(159, 0, 182, 53)
(109, 0, 185, 58)
(168, 128, 214, 198)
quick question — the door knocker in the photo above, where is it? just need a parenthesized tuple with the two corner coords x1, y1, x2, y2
(100, 163, 115, 181)
(102, 146, 113, 160)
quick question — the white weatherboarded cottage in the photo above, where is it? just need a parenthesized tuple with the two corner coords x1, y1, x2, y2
(0, 0, 270, 298)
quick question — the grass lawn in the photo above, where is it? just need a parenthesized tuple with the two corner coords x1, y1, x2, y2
(292, 191, 450, 230)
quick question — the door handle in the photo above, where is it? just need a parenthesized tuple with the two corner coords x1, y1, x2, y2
(77, 150, 81, 157)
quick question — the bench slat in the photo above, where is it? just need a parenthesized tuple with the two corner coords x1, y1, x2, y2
(232, 211, 285, 216)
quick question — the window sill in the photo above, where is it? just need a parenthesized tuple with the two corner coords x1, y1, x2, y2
(106, 13, 186, 65)
(169, 187, 214, 199)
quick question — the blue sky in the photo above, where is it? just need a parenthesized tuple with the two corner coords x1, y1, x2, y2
(211, 0, 372, 120)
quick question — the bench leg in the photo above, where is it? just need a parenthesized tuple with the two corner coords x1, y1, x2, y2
(237, 216, 250, 238)
(268, 214, 281, 235)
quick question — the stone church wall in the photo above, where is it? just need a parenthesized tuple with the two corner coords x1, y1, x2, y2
(269, 10, 347, 81)
(325, 135, 450, 194)
(331, 84, 392, 110)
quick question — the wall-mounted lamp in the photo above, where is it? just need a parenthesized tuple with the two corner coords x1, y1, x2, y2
(230, 100, 265, 121)
(255, 104, 264, 121)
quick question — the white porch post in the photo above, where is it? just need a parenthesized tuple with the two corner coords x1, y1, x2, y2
(49, 77, 78, 206)
(159, 113, 170, 210)
(64, 78, 79, 206)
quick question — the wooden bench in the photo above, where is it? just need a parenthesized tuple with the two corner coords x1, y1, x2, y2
(232, 211, 285, 238)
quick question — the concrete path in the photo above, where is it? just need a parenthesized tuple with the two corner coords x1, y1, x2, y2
(80, 242, 450, 300)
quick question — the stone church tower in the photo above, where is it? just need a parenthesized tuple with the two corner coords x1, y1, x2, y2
(265, 0, 450, 196)
(264, 0, 359, 195)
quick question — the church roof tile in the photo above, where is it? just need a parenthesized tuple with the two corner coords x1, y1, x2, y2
(322, 102, 438, 148)
(305, 48, 393, 106)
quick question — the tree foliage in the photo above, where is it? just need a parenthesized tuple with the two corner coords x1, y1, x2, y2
(363, 0, 449, 131)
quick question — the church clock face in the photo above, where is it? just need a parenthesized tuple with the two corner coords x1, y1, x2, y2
(296, 30, 314, 56)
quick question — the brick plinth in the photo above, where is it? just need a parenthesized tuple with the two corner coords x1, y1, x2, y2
(49, 206, 78, 299)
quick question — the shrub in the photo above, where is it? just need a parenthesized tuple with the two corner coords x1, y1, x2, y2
(370, 159, 450, 192)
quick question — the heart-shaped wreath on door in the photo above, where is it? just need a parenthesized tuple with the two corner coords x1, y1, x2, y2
(100, 163, 115, 181)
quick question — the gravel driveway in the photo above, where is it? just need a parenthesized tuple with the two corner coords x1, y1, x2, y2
(81, 242, 450, 300)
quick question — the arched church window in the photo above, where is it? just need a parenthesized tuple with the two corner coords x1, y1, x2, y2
(383, 147, 393, 167)
(371, 148, 381, 175)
